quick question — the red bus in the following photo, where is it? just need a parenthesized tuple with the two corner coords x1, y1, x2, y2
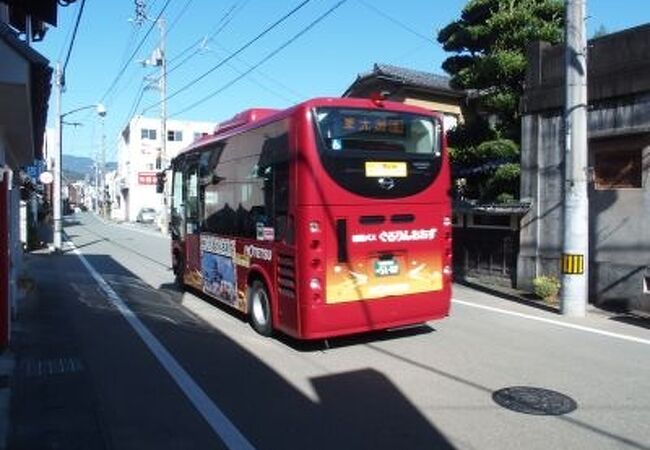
(168, 97, 452, 339)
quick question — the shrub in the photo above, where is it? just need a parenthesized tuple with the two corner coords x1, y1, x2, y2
(495, 192, 515, 204)
(481, 162, 521, 201)
(475, 139, 519, 161)
(533, 276, 561, 302)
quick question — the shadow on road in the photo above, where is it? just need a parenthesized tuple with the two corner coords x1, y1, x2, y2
(11, 251, 456, 450)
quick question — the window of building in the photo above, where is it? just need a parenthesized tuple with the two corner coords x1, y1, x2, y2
(594, 148, 642, 189)
(168, 130, 183, 142)
(194, 132, 209, 141)
(141, 128, 157, 140)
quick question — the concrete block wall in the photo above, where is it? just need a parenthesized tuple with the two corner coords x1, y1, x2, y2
(519, 24, 650, 312)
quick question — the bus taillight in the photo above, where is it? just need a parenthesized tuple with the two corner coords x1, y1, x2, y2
(309, 278, 322, 290)
(443, 218, 452, 276)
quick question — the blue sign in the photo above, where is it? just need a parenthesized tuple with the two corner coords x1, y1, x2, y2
(24, 161, 45, 182)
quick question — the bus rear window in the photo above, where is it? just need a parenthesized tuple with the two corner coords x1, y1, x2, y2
(313, 107, 444, 199)
(314, 108, 441, 157)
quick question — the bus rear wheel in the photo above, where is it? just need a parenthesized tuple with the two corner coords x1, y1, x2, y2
(248, 280, 272, 337)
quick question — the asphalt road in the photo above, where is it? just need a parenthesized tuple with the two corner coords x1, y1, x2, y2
(11, 212, 650, 449)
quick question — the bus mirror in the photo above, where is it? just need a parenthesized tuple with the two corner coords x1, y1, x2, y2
(156, 172, 166, 193)
(211, 174, 226, 185)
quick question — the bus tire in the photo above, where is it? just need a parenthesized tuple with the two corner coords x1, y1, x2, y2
(248, 279, 273, 337)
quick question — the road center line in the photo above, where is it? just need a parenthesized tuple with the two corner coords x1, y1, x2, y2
(70, 242, 257, 450)
(452, 298, 650, 346)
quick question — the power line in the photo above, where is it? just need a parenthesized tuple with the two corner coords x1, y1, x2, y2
(62, 0, 87, 76)
(162, 0, 252, 83)
(355, 0, 436, 45)
(141, 0, 313, 114)
(170, 0, 348, 118)
(166, 0, 194, 36)
(166, 1, 241, 65)
(56, 12, 76, 62)
(100, 0, 172, 103)
(213, 42, 306, 100)
(205, 48, 301, 104)
(120, 78, 148, 130)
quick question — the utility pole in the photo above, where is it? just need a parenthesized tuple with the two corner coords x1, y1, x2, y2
(561, 0, 589, 316)
(100, 115, 106, 217)
(158, 16, 169, 234)
(159, 17, 167, 166)
(94, 156, 99, 212)
(134, 1, 168, 232)
(53, 62, 63, 252)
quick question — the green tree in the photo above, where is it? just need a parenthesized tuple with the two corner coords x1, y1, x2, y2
(438, 0, 564, 202)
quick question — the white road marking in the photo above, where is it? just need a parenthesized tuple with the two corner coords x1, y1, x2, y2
(453, 298, 650, 346)
(70, 242, 257, 450)
(119, 222, 168, 239)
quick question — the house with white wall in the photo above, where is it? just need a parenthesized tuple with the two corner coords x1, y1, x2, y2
(116, 116, 214, 223)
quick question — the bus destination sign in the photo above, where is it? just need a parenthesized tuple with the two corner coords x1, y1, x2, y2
(340, 115, 406, 137)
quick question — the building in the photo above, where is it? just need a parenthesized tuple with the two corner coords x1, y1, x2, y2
(116, 116, 214, 224)
(0, 1, 58, 348)
(343, 63, 465, 131)
(519, 24, 650, 312)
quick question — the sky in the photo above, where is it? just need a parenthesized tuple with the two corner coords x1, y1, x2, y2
(31, 0, 649, 163)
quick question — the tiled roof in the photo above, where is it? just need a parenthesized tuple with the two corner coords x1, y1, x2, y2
(370, 63, 455, 92)
(344, 63, 463, 98)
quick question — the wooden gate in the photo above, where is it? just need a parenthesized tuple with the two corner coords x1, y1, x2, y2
(452, 210, 521, 287)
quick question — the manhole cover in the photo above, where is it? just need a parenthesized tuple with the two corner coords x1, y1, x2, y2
(492, 386, 578, 416)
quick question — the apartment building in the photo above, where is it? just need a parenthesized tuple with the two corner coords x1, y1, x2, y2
(115, 116, 214, 223)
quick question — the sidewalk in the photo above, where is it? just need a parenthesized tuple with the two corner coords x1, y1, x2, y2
(1, 249, 110, 449)
(457, 276, 650, 324)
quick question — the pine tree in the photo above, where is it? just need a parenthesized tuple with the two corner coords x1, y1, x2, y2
(438, 0, 564, 201)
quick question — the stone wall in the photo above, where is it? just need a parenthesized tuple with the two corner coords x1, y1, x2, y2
(519, 24, 650, 312)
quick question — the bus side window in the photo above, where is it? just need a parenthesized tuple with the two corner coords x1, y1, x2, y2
(273, 136, 290, 243)
(185, 159, 200, 234)
(258, 132, 291, 243)
(171, 166, 184, 239)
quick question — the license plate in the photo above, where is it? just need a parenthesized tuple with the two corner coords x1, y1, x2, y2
(374, 259, 399, 276)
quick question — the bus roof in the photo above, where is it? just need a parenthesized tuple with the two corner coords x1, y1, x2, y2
(175, 97, 443, 159)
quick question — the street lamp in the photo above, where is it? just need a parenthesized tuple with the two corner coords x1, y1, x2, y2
(52, 90, 106, 252)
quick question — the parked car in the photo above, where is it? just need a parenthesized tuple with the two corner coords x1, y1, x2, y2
(136, 207, 157, 223)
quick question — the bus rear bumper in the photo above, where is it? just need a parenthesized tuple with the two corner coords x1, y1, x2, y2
(296, 290, 451, 340)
